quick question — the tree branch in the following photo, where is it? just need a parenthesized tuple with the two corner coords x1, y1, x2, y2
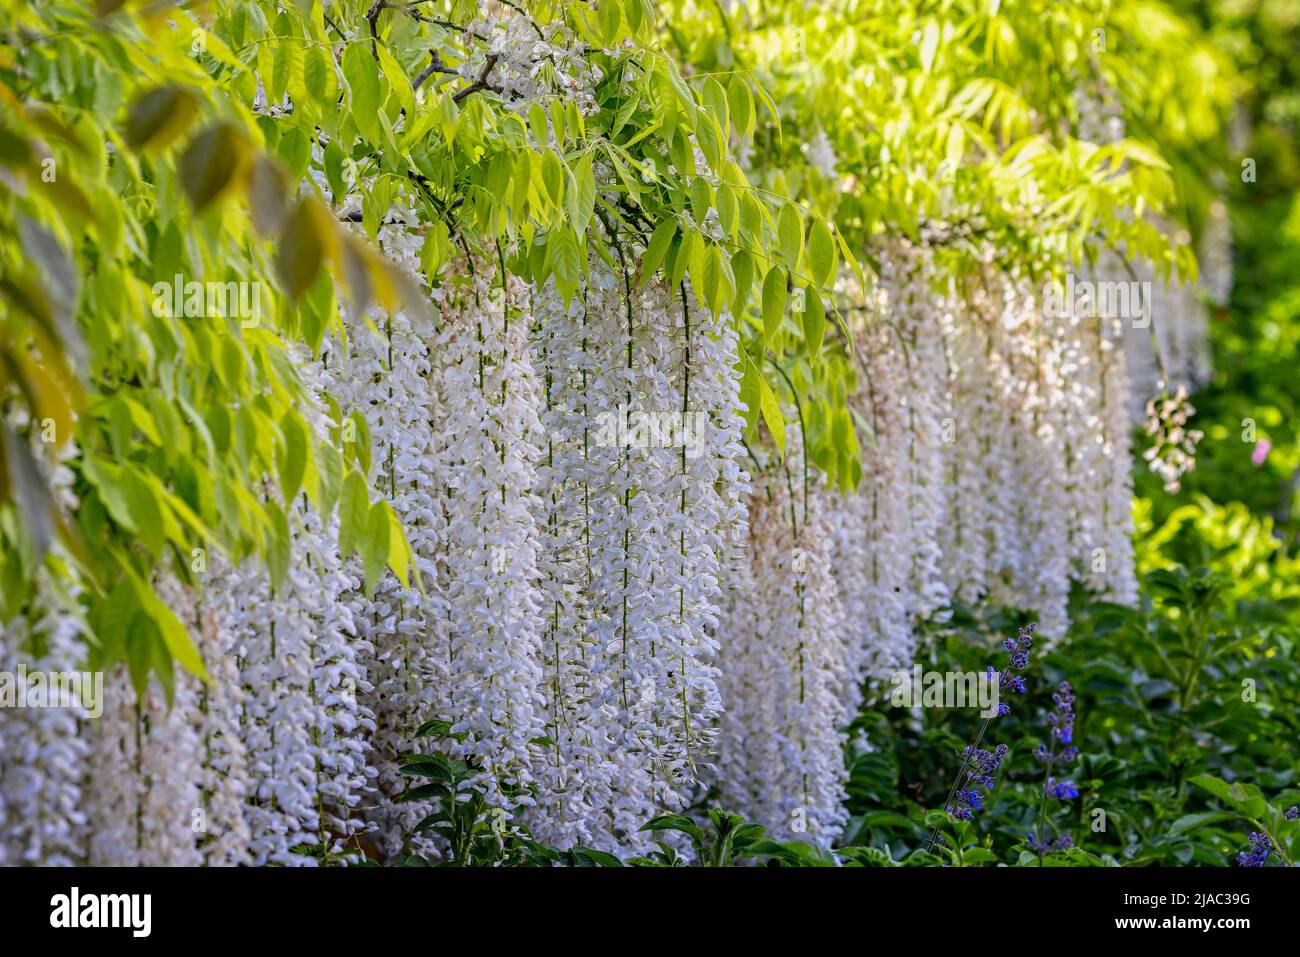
(452, 53, 500, 103)
(366, 0, 387, 59)
(412, 50, 457, 91)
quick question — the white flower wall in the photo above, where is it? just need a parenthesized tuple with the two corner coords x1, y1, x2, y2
(0, 19, 1232, 861)
(0, 216, 1222, 861)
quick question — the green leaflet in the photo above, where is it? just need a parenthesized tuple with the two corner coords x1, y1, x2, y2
(761, 265, 787, 347)
(342, 42, 384, 145)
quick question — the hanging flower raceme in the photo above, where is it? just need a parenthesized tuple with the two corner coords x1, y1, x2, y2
(719, 435, 850, 847)
(538, 251, 657, 848)
(192, 593, 252, 867)
(1108, 228, 1216, 416)
(83, 577, 204, 867)
(0, 432, 90, 866)
(1094, 308, 1140, 605)
(627, 277, 739, 820)
(0, 575, 90, 866)
(526, 241, 747, 850)
(1003, 278, 1073, 641)
(527, 274, 619, 849)
(865, 243, 952, 623)
(84, 669, 195, 866)
(207, 488, 375, 865)
(312, 224, 451, 861)
(1142, 385, 1205, 493)
(830, 318, 915, 690)
(432, 259, 548, 808)
(940, 295, 999, 608)
(1199, 197, 1234, 310)
(210, 557, 316, 865)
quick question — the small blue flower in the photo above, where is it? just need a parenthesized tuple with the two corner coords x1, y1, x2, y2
(1035, 683, 1079, 767)
(1034, 681, 1081, 851)
(1045, 777, 1080, 800)
(1237, 832, 1273, 867)
(1028, 832, 1074, 853)
(1047, 682, 1075, 741)
(946, 744, 1010, 821)
(987, 624, 1036, 716)
(1286, 806, 1299, 821)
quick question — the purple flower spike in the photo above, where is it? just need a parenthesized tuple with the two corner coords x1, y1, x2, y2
(1237, 832, 1273, 867)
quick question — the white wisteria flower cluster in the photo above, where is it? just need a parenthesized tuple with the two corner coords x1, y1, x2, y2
(828, 241, 1130, 660)
(0, 575, 90, 867)
(719, 436, 850, 845)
